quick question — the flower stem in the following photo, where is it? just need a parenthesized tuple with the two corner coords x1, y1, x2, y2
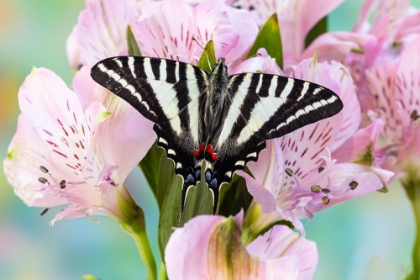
(159, 263, 168, 280)
(402, 176, 420, 280)
(121, 210, 157, 280)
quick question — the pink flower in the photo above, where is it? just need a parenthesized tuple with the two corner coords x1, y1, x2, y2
(135, 0, 258, 66)
(165, 213, 317, 280)
(3, 67, 154, 223)
(237, 56, 393, 234)
(233, 0, 343, 65)
(67, 0, 137, 69)
(365, 36, 420, 174)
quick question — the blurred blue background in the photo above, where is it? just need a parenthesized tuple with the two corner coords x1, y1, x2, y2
(0, 0, 419, 279)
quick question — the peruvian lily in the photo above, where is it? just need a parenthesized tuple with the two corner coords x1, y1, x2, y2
(3, 66, 154, 224)
(67, 0, 137, 70)
(237, 56, 393, 236)
(135, 0, 258, 66)
(165, 213, 317, 280)
(366, 36, 420, 175)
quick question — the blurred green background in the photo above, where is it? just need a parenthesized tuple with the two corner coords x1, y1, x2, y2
(1, 0, 419, 279)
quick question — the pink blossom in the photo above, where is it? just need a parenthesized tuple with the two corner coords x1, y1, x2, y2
(237, 56, 393, 234)
(365, 36, 420, 174)
(233, 0, 343, 65)
(3, 67, 154, 223)
(135, 0, 258, 66)
(165, 213, 317, 280)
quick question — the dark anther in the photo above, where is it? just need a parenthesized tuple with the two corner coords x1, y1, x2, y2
(311, 185, 321, 193)
(322, 196, 330, 205)
(60, 180, 66, 189)
(285, 168, 294, 176)
(195, 169, 201, 180)
(38, 177, 48, 184)
(318, 167, 325, 173)
(411, 110, 419, 121)
(40, 208, 50, 216)
(349, 181, 358, 190)
(249, 5, 255, 10)
(321, 188, 331, 193)
(40, 166, 49, 173)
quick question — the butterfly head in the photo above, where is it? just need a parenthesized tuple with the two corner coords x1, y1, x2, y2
(210, 58, 228, 78)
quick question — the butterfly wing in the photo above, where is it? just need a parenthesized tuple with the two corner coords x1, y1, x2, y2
(211, 72, 343, 189)
(91, 56, 209, 209)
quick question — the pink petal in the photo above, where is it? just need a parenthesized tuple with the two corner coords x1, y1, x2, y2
(75, 0, 136, 67)
(300, 31, 377, 64)
(66, 25, 82, 70)
(237, 171, 277, 213)
(231, 48, 283, 75)
(73, 67, 155, 183)
(247, 225, 318, 280)
(278, 0, 344, 65)
(292, 58, 361, 151)
(332, 119, 384, 164)
(321, 163, 394, 209)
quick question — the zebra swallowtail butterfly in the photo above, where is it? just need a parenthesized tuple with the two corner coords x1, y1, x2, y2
(91, 56, 343, 213)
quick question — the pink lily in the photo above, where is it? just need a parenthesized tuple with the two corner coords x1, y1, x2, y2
(366, 36, 420, 174)
(3, 67, 154, 224)
(165, 213, 317, 280)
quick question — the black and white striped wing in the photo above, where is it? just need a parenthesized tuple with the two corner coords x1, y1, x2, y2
(211, 73, 343, 186)
(90, 56, 208, 184)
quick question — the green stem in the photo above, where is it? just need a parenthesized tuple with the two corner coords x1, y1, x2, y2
(159, 263, 168, 280)
(403, 177, 420, 280)
(121, 214, 157, 280)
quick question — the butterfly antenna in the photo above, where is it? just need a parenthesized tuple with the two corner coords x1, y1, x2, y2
(225, 52, 262, 65)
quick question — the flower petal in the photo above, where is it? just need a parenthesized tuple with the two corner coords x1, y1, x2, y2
(247, 225, 318, 280)
(74, 0, 136, 67)
(165, 215, 316, 280)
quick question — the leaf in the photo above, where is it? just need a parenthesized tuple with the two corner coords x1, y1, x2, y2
(217, 174, 252, 217)
(158, 174, 182, 260)
(304, 16, 328, 48)
(138, 142, 164, 200)
(197, 40, 216, 72)
(248, 13, 283, 69)
(127, 25, 142, 56)
(156, 150, 176, 208)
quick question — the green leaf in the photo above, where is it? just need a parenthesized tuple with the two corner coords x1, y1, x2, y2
(138, 142, 164, 200)
(248, 13, 283, 69)
(197, 40, 216, 72)
(217, 174, 252, 217)
(127, 25, 142, 56)
(156, 150, 176, 208)
(158, 173, 182, 260)
(304, 16, 328, 48)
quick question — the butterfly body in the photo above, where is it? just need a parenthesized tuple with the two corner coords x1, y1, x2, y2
(91, 56, 343, 213)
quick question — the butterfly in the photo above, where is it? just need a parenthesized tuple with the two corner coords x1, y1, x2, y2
(90, 56, 343, 213)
